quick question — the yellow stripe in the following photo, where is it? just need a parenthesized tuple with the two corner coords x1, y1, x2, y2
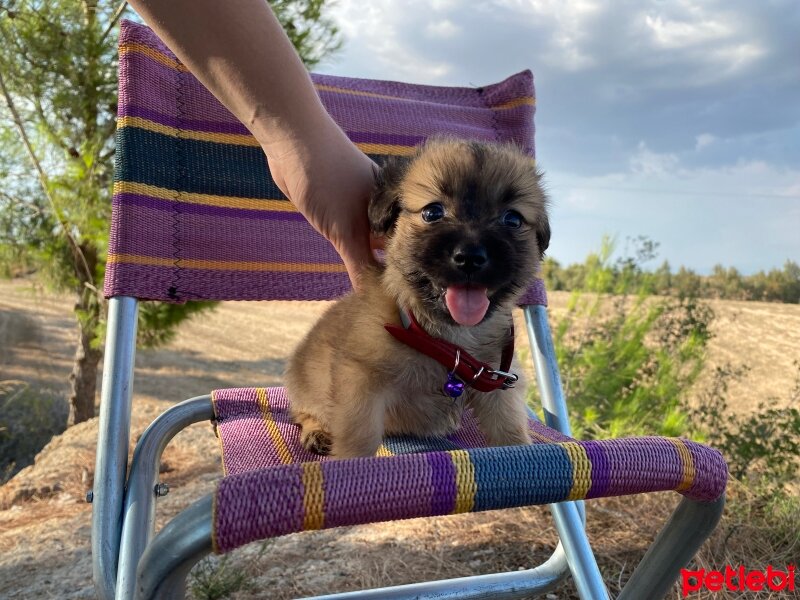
(376, 444, 393, 457)
(492, 97, 536, 110)
(120, 43, 188, 71)
(113, 180, 294, 212)
(256, 388, 294, 465)
(355, 142, 416, 156)
(449, 450, 476, 513)
(120, 45, 534, 113)
(117, 116, 261, 146)
(669, 438, 695, 492)
(315, 83, 408, 101)
(301, 462, 325, 530)
(561, 442, 592, 500)
(107, 253, 347, 274)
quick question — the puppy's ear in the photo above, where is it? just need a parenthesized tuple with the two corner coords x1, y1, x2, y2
(369, 156, 408, 236)
(535, 215, 551, 259)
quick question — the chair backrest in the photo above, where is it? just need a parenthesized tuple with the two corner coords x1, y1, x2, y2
(107, 20, 544, 304)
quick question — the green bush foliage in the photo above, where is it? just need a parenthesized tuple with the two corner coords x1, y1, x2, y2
(532, 237, 714, 438)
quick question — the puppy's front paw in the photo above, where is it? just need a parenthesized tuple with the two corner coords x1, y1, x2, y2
(301, 428, 333, 456)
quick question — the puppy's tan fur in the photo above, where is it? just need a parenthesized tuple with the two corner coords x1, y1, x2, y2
(286, 139, 549, 458)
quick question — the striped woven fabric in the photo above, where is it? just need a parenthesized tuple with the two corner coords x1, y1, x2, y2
(211, 387, 728, 554)
(108, 20, 546, 305)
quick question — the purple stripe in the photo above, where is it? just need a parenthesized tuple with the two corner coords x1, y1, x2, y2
(109, 202, 341, 263)
(607, 437, 685, 496)
(321, 454, 434, 527)
(104, 262, 351, 301)
(120, 104, 251, 135)
(214, 464, 305, 552)
(427, 452, 457, 515)
(519, 278, 548, 306)
(113, 193, 304, 221)
(581, 441, 610, 499)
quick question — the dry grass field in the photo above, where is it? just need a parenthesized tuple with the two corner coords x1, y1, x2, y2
(1, 278, 798, 599)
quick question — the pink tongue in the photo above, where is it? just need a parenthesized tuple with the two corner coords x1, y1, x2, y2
(445, 285, 490, 326)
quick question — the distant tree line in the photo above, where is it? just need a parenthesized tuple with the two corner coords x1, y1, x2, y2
(541, 237, 800, 304)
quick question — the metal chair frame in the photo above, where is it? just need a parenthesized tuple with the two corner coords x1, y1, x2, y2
(91, 297, 724, 600)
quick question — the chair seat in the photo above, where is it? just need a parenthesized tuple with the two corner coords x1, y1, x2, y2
(210, 387, 727, 554)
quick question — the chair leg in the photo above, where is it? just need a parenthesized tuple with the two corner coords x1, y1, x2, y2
(524, 305, 609, 599)
(117, 395, 216, 600)
(550, 501, 610, 599)
(523, 305, 572, 435)
(135, 495, 214, 600)
(93, 296, 139, 600)
(618, 495, 725, 600)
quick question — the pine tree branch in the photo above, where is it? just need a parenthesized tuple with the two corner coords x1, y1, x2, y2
(0, 67, 96, 288)
(32, 96, 72, 154)
(100, 1, 128, 45)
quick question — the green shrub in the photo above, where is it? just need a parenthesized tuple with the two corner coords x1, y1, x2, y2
(532, 237, 714, 438)
(0, 380, 68, 483)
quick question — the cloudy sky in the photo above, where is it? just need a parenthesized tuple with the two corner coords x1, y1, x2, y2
(319, 0, 799, 273)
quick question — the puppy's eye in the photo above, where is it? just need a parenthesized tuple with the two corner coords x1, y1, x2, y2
(501, 210, 523, 228)
(421, 202, 445, 223)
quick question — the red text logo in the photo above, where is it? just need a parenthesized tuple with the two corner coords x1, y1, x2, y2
(681, 565, 795, 596)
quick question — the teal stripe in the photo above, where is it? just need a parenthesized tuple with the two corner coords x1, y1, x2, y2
(470, 445, 573, 510)
(115, 126, 393, 198)
(383, 434, 461, 455)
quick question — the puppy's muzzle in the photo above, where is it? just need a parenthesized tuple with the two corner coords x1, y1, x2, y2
(451, 242, 488, 275)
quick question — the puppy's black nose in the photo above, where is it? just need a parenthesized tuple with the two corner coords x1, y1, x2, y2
(452, 243, 488, 274)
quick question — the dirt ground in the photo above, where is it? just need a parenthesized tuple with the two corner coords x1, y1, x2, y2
(1, 278, 798, 599)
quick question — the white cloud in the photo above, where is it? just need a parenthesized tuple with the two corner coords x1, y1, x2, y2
(425, 20, 461, 40)
(644, 14, 731, 48)
(695, 133, 716, 150)
(328, 0, 453, 83)
(629, 142, 680, 176)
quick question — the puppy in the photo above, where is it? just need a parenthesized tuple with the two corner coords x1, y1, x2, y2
(286, 138, 549, 458)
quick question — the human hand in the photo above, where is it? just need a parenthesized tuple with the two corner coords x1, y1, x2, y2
(265, 119, 380, 291)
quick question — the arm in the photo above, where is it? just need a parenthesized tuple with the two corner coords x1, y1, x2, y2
(128, 0, 377, 288)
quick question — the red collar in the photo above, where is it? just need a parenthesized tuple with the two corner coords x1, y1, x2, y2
(384, 311, 518, 393)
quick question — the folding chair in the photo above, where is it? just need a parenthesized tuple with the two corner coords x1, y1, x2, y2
(92, 20, 727, 600)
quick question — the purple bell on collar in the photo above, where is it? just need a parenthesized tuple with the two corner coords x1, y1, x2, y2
(443, 372, 465, 398)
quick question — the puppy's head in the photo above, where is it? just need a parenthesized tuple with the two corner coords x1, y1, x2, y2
(369, 138, 549, 327)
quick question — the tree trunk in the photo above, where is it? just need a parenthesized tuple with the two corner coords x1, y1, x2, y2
(67, 311, 102, 426)
(67, 243, 102, 426)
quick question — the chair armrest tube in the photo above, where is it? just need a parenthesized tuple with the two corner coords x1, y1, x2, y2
(307, 544, 570, 600)
(118, 395, 216, 600)
(135, 494, 214, 600)
(618, 494, 725, 600)
(135, 494, 568, 600)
